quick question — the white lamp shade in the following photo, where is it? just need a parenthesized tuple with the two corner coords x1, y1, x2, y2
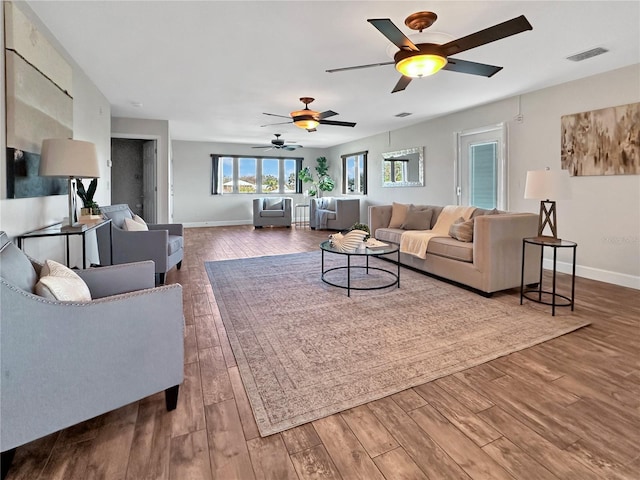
(39, 139, 100, 178)
(524, 169, 571, 200)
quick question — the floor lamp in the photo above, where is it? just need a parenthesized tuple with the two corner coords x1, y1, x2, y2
(39, 139, 100, 231)
(524, 168, 571, 242)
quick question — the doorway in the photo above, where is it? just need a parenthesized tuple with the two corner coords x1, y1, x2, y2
(455, 124, 508, 211)
(110, 138, 157, 222)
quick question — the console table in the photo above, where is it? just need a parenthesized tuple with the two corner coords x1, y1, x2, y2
(17, 219, 112, 269)
(520, 237, 577, 316)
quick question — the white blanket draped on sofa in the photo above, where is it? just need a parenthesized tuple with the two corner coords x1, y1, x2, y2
(400, 205, 476, 259)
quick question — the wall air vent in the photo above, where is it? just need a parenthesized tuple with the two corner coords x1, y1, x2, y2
(566, 47, 609, 62)
(395, 112, 412, 118)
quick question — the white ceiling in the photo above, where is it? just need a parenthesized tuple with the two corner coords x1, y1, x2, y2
(26, 1, 640, 149)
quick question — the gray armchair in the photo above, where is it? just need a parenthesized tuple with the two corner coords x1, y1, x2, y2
(309, 197, 360, 230)
(253, 197, 292, 228)
(0, 232, 184, 477)
(98, 204, 183, 285)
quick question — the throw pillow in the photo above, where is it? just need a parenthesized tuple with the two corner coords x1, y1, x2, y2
(388, 202, 410, 228)
(35, 259, 92, 301)
(132, 214, 148, 227)
(401, 207, 433, 230)
(449, 217, 474, 242)
(123, 217, 148, 231)
(264, 198, 283, 210)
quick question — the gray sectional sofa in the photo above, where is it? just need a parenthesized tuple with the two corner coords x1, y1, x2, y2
(369, 204, 541, 295)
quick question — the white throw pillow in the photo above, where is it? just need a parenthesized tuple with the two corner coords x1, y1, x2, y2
(124, 217, 149, 231)
(132, 214, 147, 227)
(35, 259, 92, 301)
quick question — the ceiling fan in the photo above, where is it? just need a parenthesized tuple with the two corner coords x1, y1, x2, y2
(252, 134, 302, 151)
(261, 97, 356, 132)
(326, 11, 532, 93)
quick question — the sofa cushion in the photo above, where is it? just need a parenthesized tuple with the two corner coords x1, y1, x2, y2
(0, 240, 38, 293)
(260, 210, 286, 218)
(427, 237, 474, 263)
(35, 259, 92, 301)
(316, 209, 336, 220)
(449, 217, 474, 242)
(101, 206, 133, 228)
(168, 235, 184, 256)
(388, 202, 410, 228)
(132, 214, 148, 227)
(472, 207, 500, 217)
(375, 228, 403, 245)
(264, 197, 283, 210)
(402, 207, 433, 230)
(124, 217, 149, 231)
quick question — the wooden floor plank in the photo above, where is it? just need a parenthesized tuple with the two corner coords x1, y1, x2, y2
(228, 366, 261, 441)
(339, 405, 398, 458)
(198, 346, 234, 406)
(289, 444, 343, 480)
(281, 424, 323, 455)
(204, 399, 256, 480)
(313, 414, 386, 480)
(390, 388, 428, 412)
(169, 430, 213, 480)
(372, 447, 430, 480)
(247, 434, 299, 480)
(481, 437, 559, 480)
(171, 362, 207, 438)
(434, 375, 494, 413)
(408, 403, 515, 480)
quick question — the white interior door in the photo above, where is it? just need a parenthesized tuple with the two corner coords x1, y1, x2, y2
(456, 124, 508, 210)
(142, 140, 157, 223)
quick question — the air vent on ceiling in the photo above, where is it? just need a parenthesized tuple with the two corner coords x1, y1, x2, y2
(395, 112, 412, 118)
(566, 47, 609, 62)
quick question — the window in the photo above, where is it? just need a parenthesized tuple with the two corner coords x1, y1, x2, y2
(342, 151, 367, 195)
(456, 124, 507, 210)
(212, 155, 302, 194)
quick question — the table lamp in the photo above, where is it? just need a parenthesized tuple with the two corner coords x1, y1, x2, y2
(39, 139, 100, 231)
(524, 167, 571, 241)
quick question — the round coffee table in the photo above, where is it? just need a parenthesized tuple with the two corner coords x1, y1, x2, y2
(320, 240, 400, 297)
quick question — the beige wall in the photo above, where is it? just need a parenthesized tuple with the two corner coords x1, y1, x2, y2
(171, 140, 329, 226)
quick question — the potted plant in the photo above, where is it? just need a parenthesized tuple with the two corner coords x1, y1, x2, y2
(77, 178, 100, 216)
(300, 156, 335, 197)
(350, 222, 370, 240)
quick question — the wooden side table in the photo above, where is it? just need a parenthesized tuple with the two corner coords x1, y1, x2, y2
(520, 237, 577, 316)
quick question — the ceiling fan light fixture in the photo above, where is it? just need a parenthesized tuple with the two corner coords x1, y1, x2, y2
(291, 109, 320, 130)
(395, 53, 447, 78)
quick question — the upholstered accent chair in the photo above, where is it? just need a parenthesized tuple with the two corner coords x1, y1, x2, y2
(309, 197, 360, 230)
(97, 204, 183, 285)
(0, 232, 184, 477)
(253, 197, 292, 228)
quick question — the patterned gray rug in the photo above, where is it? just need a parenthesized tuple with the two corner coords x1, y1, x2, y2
(205, 252, 589, 437)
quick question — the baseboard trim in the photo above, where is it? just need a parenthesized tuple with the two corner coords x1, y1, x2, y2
(543, 259, 640, 290)
(184, 220, 252, 228)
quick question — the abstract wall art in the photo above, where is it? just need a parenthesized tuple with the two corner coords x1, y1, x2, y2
(4, 1, 74, 198)
(561, 102, 639, 176)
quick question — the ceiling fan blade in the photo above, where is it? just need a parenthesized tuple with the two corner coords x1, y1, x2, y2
(319, 119, 356, 128)
(251, 145, 272, 149)
(326, 61, 395, 73)
(441, 15, 532, 57)
(262, 112, 292, 119)
(318, 110, 338, 119)
(260, 121, 293, 127)
(283, 145, 303, 151)
(443, 58, 503, 77)
(391, 75, 412, 93)
(367, 18, 419, 52)
(307, 128, 317, 133)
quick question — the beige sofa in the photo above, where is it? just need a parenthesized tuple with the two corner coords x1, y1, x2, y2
(369, 204, 540, 295)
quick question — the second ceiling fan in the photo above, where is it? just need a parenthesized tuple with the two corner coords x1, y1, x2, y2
(262, 97, 356, 132)
(327, 11, 533, 93)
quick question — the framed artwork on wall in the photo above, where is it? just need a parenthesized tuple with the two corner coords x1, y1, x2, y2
(561, 102, 639, 176)
(4, 1, 73, 199)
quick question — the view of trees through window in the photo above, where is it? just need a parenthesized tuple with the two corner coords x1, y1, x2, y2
(342, 151, 367, 195)
(216, 156, 301, 194)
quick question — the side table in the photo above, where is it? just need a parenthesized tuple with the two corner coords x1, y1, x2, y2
(16, 219, 112, 269)
(520, 237, 577, 316)
(294, 203, 310, 229)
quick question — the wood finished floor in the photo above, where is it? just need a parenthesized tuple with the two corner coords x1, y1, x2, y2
(7, 225, 639, 480)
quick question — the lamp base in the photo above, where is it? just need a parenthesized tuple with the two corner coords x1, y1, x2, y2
(537, 200, 558, 239)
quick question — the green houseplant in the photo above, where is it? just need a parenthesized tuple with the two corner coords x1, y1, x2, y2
(300, 156, 335, 197)
(77, 178, 100, 215)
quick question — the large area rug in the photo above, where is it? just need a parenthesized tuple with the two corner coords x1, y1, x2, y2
(205, 252, 589, 437)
